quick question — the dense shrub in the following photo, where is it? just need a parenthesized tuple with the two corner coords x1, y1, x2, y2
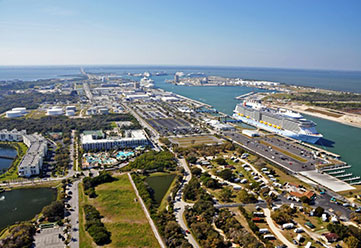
(0, 222, 36, 248)
(42, 200, 64, 222)
(84, 204, 111, 245)
(83, 172, 116, 198)
(129, 151, 176, 171)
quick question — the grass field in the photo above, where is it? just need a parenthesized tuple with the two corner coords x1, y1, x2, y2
(80, 175, 160, 248)
(170, 135, 222, 147)
(0, 142, 28, 181)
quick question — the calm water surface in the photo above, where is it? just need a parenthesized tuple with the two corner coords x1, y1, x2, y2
(0, 188, 57, 230)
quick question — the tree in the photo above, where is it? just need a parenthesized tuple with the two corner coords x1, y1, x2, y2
(314, 206, 324, 217)
(271, 205, 295, 224)
(42, 200, 64, 221)
(327, 223, 349, 239)
(217, 169, 234, 181)
(186, 156, 198, 164)
(238, 190, 257, 204)
(345, 235, 360, 248)
(214, 157, 227, 165)
(191, 167, 202, 176)
(219, 187, 232, 202)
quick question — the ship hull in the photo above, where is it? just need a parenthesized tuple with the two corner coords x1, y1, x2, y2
(233, 115, 322, 144)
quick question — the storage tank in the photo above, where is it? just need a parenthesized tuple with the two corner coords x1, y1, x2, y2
(66, 106, 76, 111)
(47, 107, 63, 116)
(12, 107, 27, 114)
(6, 110, 23, 118)
(65, 110, 75, 116)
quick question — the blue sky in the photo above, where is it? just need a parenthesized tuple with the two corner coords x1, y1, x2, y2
(0, 0, 360, 70)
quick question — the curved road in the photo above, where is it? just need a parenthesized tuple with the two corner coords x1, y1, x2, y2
(174, 158, 199, 248)
(263, 208, 297, 248)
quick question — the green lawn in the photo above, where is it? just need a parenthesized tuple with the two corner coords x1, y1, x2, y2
(91, 175, 160, 248)
(0, 142, 28, 181)
(78, 183, 95, 248)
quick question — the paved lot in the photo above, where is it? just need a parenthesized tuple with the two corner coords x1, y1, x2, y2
(224, 131, 315, 172)
(34, 227, 64, 248)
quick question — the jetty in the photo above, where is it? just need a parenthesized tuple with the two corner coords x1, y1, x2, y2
(235, 91, 254, 100)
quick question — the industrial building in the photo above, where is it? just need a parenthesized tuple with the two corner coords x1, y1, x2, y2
(81, 130, 148, 151)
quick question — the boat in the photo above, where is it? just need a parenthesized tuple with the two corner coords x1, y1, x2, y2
(233, 100, 323, 144)
(0, 196, 5, 201)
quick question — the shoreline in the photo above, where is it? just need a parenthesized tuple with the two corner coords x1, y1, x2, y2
(279, 104, 361, 129)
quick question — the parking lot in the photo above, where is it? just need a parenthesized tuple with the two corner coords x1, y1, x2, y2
(147, 118, 200, 136)
(34, 227, 64, 248)
(224, 131, 317, 172)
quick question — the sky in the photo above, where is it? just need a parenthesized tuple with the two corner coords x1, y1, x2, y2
(0, 0, 360, 70)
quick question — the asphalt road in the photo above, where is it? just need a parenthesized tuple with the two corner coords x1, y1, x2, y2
(66, 180, 80, 248)
(174, 158, 199, 248)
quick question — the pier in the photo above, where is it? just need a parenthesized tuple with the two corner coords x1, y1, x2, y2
(335, 173, 353, 179)
(342, 176, 361, 182)
(327, 170, 345, 175)
(320, 165, 352, 172)
(350, 181, 361, 185)
(235, 91, 254, 100)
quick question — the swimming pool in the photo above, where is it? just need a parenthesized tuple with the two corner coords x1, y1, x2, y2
(116, 151, 134, 159)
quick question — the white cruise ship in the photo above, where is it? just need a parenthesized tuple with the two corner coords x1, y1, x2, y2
(233, 101, 323, 144)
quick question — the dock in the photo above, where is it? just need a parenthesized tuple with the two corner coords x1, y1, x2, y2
(235, 91, 254, 100)
(342, 176, 361, 182)
(320, 165, 352, 172)
(327, 170, 345, 175)
(335, 173, 353, 179)
(350, 181, 361, 185)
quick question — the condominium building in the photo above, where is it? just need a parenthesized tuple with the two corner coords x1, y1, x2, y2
(0, 129, 47, 177)
(0, 129, 26, 142)
(19, 134, 47, 177)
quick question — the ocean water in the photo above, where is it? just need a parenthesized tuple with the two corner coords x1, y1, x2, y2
(0, 66, 361, 93)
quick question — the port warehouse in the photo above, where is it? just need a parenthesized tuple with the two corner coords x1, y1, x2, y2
(235, 104, 310, 132)
(81, 130, 148, 151)
(0, 129, 47, 177)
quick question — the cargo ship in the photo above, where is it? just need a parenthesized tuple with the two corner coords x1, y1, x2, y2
(233, 101, 323, 144)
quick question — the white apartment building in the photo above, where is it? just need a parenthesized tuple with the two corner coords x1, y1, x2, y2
(0, 129, 47, 177)
(81, 130, 148, 151)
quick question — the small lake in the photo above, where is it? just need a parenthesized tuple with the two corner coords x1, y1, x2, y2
(0, 146, 17, 175)
(145, 173, 176, 204)
(0, 187, 57, 230)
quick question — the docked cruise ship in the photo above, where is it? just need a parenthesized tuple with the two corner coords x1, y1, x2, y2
(233, 101, 323, 144)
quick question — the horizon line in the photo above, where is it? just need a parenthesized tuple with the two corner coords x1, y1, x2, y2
(0, 64, 360, 73)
